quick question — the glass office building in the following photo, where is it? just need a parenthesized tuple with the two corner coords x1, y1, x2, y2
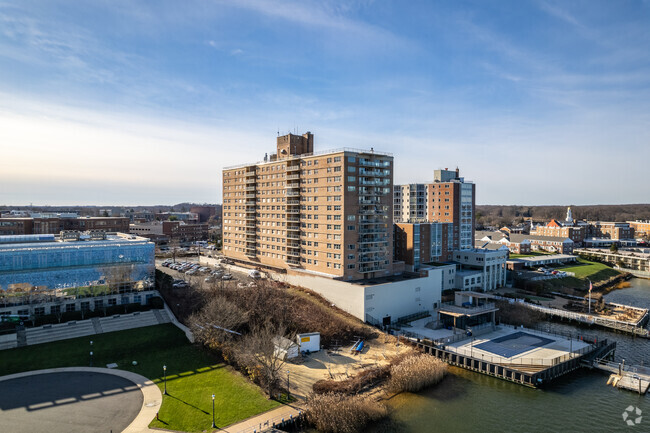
(0, 233, 155, 291)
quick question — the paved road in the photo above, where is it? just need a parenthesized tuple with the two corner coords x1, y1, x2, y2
(0, 372, 143, 433)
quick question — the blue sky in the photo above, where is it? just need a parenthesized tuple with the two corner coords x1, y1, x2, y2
(1, 0, 648, 206)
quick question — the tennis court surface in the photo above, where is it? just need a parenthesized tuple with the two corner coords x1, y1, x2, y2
(475, 331, 555, 358)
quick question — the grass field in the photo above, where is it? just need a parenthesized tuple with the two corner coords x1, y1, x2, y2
(557, 258, 620, 281)
(0, 324, 280, 432)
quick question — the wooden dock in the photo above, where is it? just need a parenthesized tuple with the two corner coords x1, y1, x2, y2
(492, 295, 650, 338)
(413, 337, 614, 388)
(592, 359, 650, 394)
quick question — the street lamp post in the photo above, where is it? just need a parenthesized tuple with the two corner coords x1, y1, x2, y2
(211, 394, 216, 428)
(163, 365, 167, 395)
(286, 370, 291, 398)
(90, 351, 93, 367)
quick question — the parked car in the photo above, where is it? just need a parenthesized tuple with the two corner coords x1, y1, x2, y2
(248, 270, 262, 279)
(222, 274, 233, 280)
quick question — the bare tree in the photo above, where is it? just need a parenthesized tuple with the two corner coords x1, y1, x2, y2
(190, 294, 249, 349)
(236, 321, 293, 397)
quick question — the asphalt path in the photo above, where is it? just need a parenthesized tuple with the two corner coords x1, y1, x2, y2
(0, 372, 143, 433)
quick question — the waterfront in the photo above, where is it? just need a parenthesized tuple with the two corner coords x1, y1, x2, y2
(370, 278, 650, 433)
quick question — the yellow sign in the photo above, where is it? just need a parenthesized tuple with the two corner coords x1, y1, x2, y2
(301, 337, 310, 342)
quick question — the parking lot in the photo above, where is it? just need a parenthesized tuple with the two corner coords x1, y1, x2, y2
(156, 256, 263, 289)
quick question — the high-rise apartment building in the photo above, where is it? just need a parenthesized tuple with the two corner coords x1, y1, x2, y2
(394, 168, 475, 251)
(428, 168, 475, 251)
(222, 132, 394, 280)
(393, 184, 427, 222)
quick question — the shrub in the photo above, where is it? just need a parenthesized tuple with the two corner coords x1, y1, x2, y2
(306, 393, 388, 433)
(388, 353, 447, 393)
(312, 365, 390, 395)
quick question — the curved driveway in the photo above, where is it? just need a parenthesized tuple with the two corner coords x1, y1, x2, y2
(0, 367, 162, 433)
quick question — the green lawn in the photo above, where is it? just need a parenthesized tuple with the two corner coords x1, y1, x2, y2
(0, 324, 280, 432)
(556, 258, 620, 281)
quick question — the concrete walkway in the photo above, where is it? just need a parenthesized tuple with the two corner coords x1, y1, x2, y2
(219, 403, 304, 433)
(0, 367, 162, 433)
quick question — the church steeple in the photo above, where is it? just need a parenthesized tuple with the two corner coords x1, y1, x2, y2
(566, 206, 573, 224)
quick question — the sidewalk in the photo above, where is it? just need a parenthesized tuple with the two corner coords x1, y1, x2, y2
(218, 404, 303, 433)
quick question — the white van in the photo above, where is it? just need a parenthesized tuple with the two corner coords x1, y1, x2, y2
(248, 270, 262, 279)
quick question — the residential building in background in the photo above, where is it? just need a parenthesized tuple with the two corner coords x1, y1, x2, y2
(190, 205, 222, 223)
(162, 221, 209, 243)
(394, 222, 453, 271)
(393, 168, 475, 251)
(452, 248, 507, 292)
(155, 211, 199, 223)
(428, 168, 475, 251)
(531, 219, 585, 246)
(587, 221, 635, 240)
(628, 220, 650, 238)
(222, 132, 394, 280)
(393, 184, 427, 222)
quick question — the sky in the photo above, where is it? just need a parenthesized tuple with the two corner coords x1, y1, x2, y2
(0, 0, 649, 206)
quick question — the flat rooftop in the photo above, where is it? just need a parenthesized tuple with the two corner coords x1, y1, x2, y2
(448, 326, 591, 367)
(0, 233, 152, 251)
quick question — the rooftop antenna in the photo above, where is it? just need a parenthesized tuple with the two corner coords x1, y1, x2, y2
(277, 128, 279, 137)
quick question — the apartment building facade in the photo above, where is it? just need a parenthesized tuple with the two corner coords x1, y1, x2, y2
(222, 132, 394, 280)
(393, 184, 427, 222)
(628, 220, 650, 237)
(587, 222, 635, 240)
(532, 220, 585, 246)
(394, 222, 453, 271)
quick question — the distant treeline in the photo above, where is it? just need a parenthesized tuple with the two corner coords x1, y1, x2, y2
(476, 204, 650, 228)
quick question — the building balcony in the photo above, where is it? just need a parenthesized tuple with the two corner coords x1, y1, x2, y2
(286, 174, 300, 180)
(245, 193, 256, 198)
(286, 165, 301, 172)
(286, 191, 300, 197)
(287, 199, 300, 205)
(285, 182, 300, 189)
(245, 207, 256, 213)
(358, 228, 386, 235)
(359, 159, 389, 168)
(287, 225, 301, 232)
(358, 218, 384, 225)
(357, 255, 384, 263)
(245, 171, 256, 177)
(245, 186, 256, 191)
(245, 224, 255, 229)
(359, 198, 382, 205)
(358, 237, 389, 244)
(286, 216, 300, 222)
(287, 258, 300, 265)
(358, 168, 385, 177)
(357, 246, 385, 254)
(245, 178, 256, 184)
(287, 250, 301, 257)
(358, 265, 386, 273)
(244, 215, 256, 220)
(286, 209, 300, 214)
(287, 242, 300, 248)
(287, 233, 300, 240)
(359, 208, 386, 215)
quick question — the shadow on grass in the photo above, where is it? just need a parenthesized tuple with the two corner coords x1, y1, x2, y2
(166, 394, 209, 414)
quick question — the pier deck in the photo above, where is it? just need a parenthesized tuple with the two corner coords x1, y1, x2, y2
(410, 325, 609, 388)
(594, 359, 650, 394)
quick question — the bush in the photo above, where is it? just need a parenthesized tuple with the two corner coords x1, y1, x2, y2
(388, 354, 447, 393)
(306, 393, 388, 433)
(312, 365, 390, 395)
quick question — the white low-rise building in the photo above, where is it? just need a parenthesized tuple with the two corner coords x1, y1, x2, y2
(451, 248, 507, 292)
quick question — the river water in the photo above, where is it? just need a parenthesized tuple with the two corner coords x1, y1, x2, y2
(369, 278, 650, 433)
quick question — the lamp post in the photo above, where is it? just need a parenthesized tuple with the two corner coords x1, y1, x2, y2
(90, 351, 93, 367)
(211, 394, 216, 428)
(163, 365, 168, 395)
(286, 370, 291, 398)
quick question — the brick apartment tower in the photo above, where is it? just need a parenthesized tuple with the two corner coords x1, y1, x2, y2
(427, 168, 475, 251)
(222, 132, 394, 280)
